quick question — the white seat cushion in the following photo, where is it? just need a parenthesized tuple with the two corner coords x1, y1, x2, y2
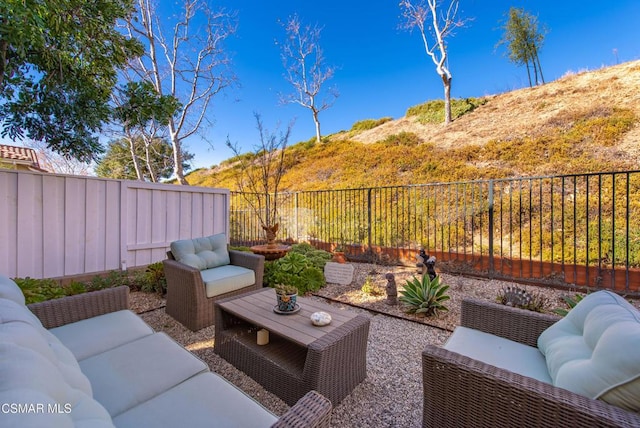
(445, 326, 552, 384)
(50, 310, 154, 361)
(113, 372, 278, 428)
(538, 290, 640, 412)
(201, 265, 256, 297)
(79, 332, 208, 417)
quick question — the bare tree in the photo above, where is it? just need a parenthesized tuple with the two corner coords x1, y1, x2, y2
(124, 0, 237, 184)
(400, 0, 467, 125)
(279, 14, 338, 144)
(226, 113, 294, 243)
(25, 140, 92, 176)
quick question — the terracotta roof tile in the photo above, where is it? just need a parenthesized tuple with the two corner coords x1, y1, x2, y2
(0, 144, 46, 171)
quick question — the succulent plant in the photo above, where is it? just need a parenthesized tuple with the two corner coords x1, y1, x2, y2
(553, 293, 586, 316)
(274, 283, 298, 296)
(497, 286, 547, 312)
(399, 274, 450, 316)
(277, 252, 309, 274)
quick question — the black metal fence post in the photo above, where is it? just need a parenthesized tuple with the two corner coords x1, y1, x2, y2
(488, 179, 495, 278)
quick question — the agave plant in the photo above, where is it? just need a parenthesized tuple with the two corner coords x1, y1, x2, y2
(399, 274, 450, 316)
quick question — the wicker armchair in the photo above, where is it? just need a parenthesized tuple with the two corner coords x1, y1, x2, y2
(163, 249, 264, 331)
(422, 298, 640, 428)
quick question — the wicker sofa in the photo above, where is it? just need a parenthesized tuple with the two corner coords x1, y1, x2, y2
(0, 274, 331, 428)
(422, 292, 640, 428)
(163, 233, 265, 331)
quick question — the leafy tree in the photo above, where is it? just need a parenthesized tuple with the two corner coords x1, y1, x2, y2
(279, 14, 338, 143)
(95, 137, 193, 181)
(497, 7, 546, 87)
(400, 0, 468, 125)
(112, 81, 181, 181)
(123, 0, 237, 184)
(0, 0, 142, 162)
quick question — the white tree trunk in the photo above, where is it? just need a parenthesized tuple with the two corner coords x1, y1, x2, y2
(443, 75, 452, 125)
(313, 109, 321, 143)
(125, 0, 237, 186)
(127, 136, 144, 180)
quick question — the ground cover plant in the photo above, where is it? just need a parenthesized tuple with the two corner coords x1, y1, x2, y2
(263, 243, 332, 294)
(14, 262, 167, 305)
(406, 97, 487, 124)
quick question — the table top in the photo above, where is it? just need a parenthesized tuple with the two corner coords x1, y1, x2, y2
(217, 288, 359, 347)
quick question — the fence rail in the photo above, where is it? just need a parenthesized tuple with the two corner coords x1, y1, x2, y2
(230, 170, 640, 294)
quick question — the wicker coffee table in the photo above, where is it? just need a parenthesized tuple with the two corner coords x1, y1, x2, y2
(214, 288, 370, 406)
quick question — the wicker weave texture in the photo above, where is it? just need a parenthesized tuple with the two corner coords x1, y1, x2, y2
(271, 391, 332, 428)
(215, 297, 370, 406)
(460, 298, 560, 347)
(163, 249, 265, 331)
(28, 286, 130, 329)
(423, 299, 640, 428)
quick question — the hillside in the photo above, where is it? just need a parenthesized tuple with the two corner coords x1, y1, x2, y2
(188, 60, 640, 191)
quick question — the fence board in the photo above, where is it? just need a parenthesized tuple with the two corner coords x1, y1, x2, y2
(0, 170, 230, 279)
(17, 174, 44, 277)
(42, 176, 65, 277)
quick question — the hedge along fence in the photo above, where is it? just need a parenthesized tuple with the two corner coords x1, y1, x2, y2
(230, 170, 640, 294)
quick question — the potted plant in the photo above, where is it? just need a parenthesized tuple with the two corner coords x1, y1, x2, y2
(274, 284, 298, 312)
(226, 114, 293, 248)
(332, 245, 347, 263)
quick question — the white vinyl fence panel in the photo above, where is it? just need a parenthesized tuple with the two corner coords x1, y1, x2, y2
(0, 170, 229, 279)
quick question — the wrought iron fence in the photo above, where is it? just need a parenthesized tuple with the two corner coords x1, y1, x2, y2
(230, 170, 640, 294)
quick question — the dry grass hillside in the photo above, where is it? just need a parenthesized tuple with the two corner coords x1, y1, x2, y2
(188, 60, 640, 191)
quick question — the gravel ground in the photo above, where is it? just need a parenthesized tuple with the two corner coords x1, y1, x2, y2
(133, 263, 639, 427)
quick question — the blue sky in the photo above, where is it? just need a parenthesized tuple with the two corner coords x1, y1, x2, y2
(183, 0, 639, 170)
(5, 1, 639, 173)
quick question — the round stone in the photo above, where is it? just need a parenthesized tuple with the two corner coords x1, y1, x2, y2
(310, 311, 332, 326)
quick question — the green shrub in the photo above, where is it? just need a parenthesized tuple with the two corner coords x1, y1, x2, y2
(406, 97, 487, 124)
(350, 117, 393, 132)
(85, 270, 131, 292)
(264, 251, 326, 294)
(13, 262, 169, 305)
(289, 243, 332, 270)
(379, 131, 422, 146)
(14, 277, 68, 304)
(140, 262, 167, 295)
(399, 274, 450, 316)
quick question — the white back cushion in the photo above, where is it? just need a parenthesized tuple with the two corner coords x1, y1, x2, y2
(0, 274, 25, 305)
(0, 343, 114, 427)
(538, 290, 640, 412)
